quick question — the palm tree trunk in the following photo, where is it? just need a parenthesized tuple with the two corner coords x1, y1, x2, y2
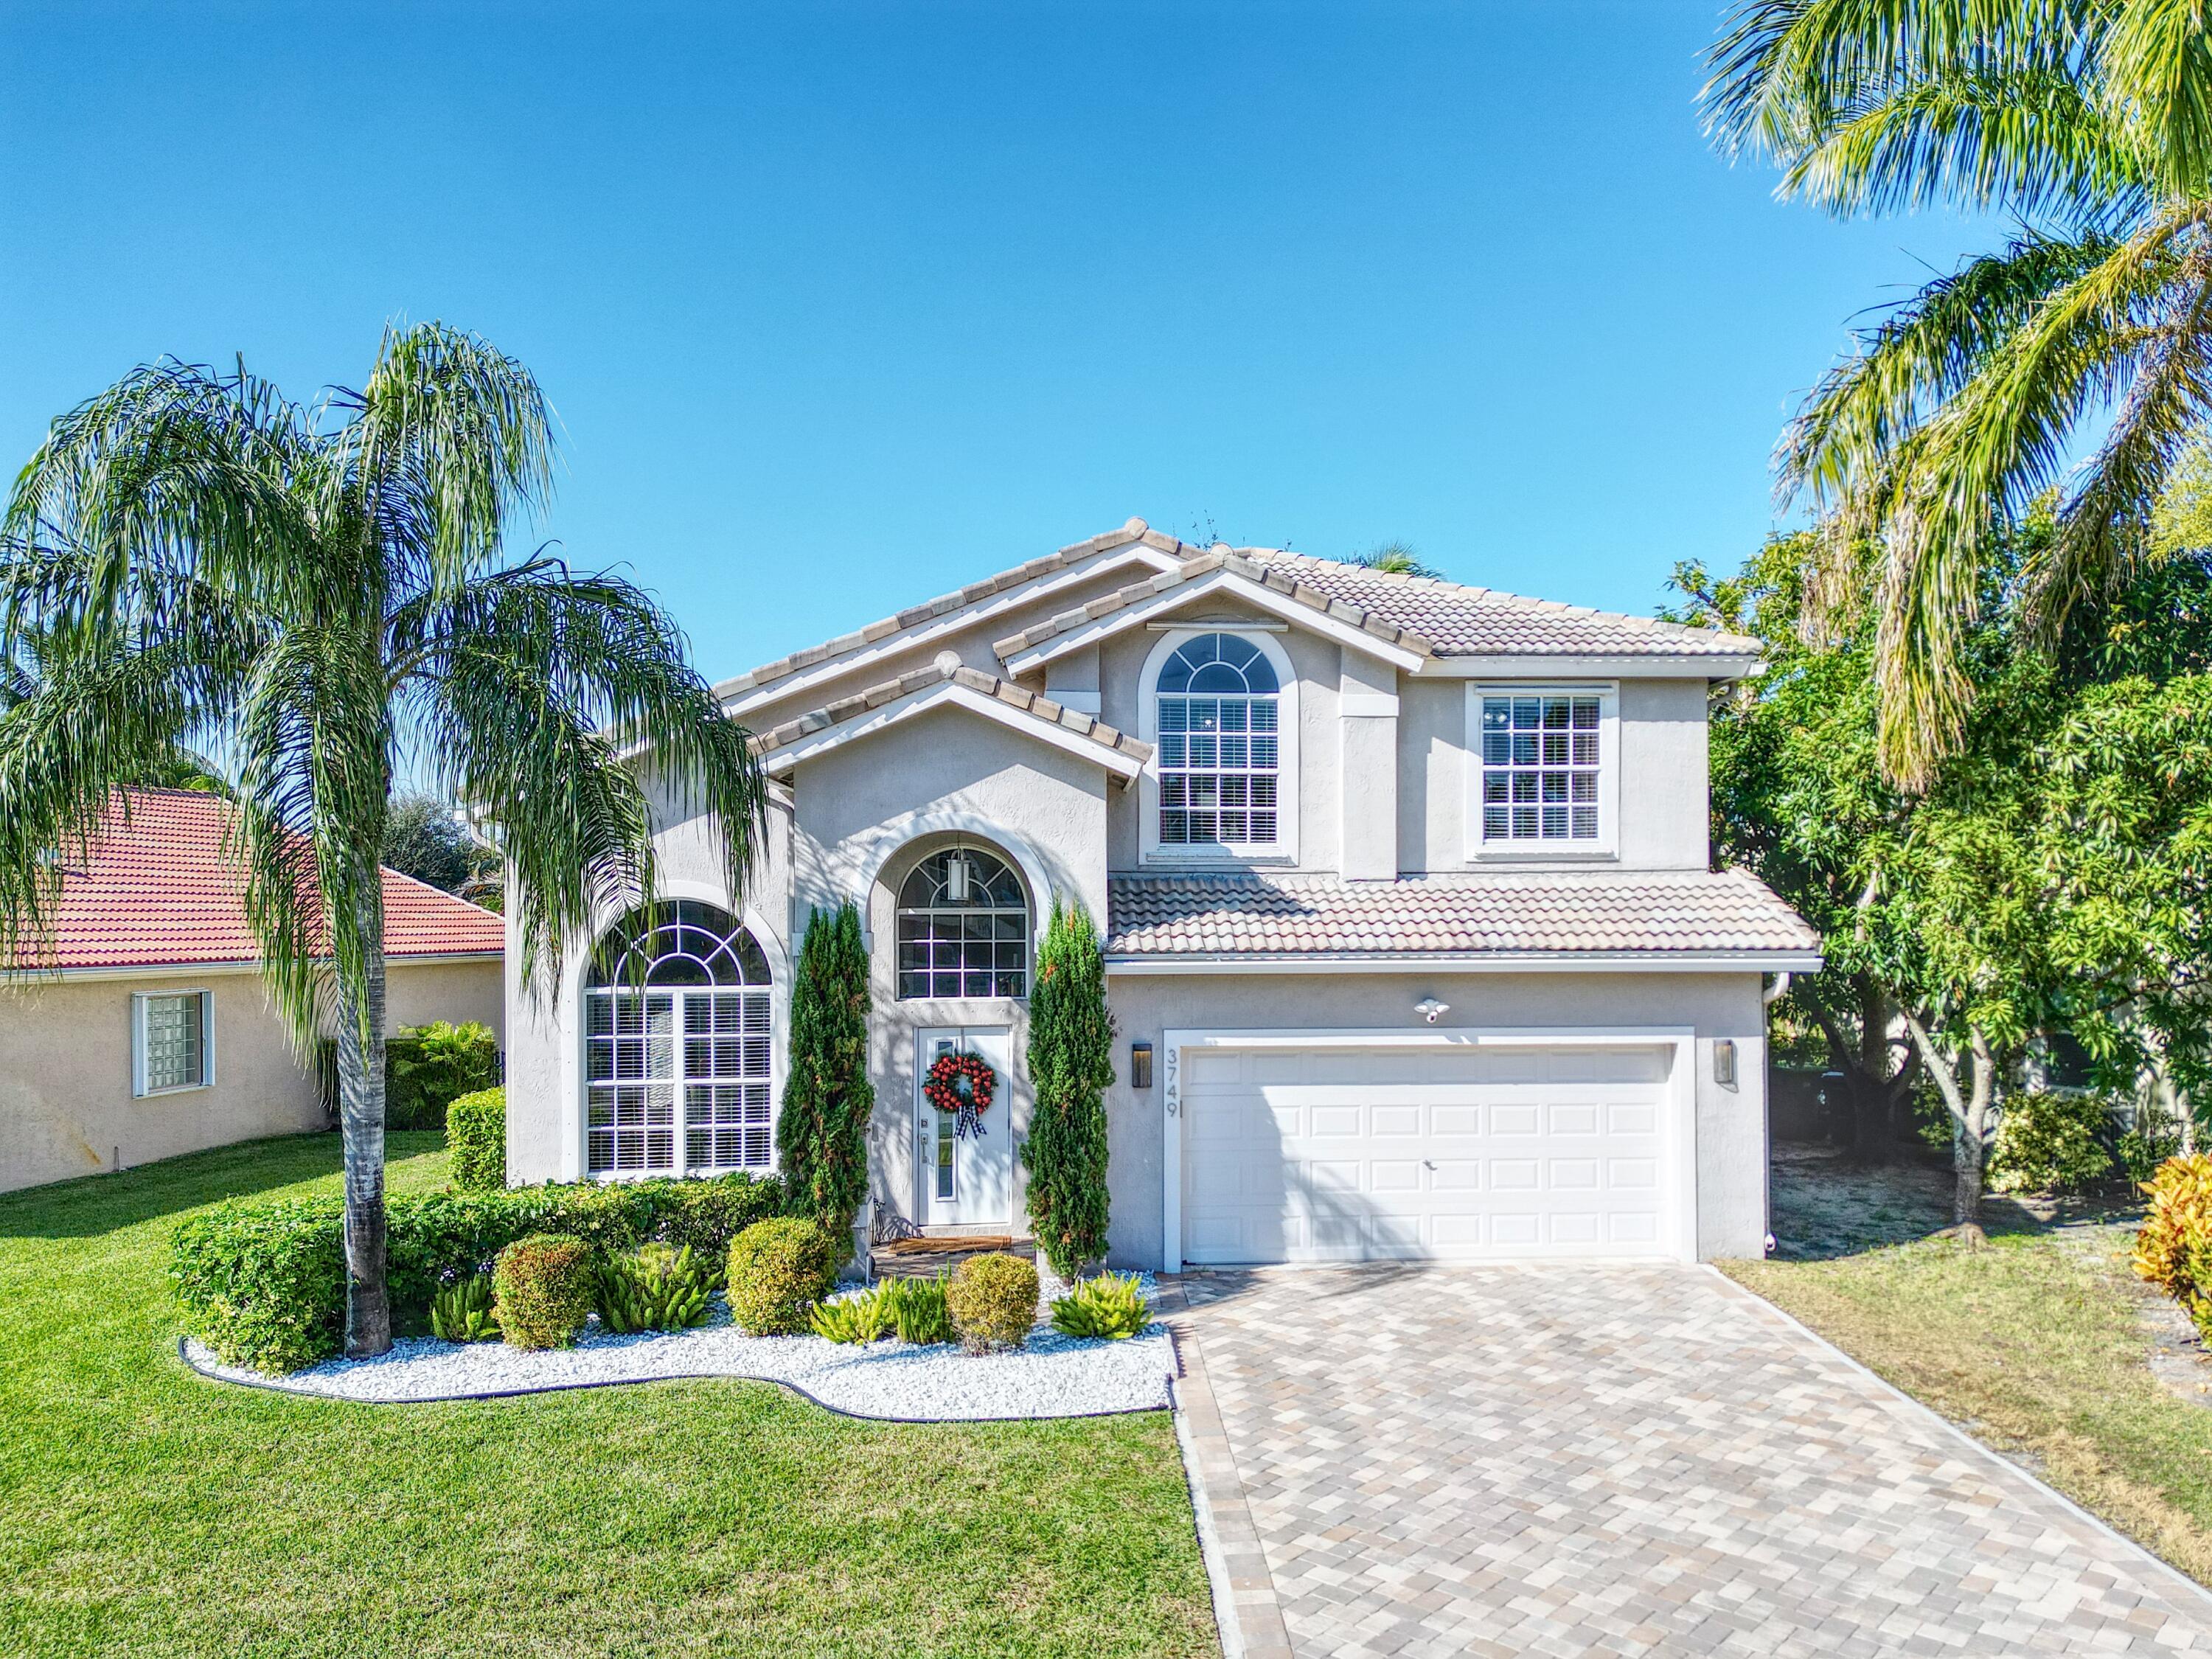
(339, 876, 391, 1358)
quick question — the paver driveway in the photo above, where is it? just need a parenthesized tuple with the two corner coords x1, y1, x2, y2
(1172, 1263, 2212, 1658)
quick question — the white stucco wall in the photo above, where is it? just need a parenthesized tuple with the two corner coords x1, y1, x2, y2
(1, 954, 504, 1196)
(1096, 969, 1770, 1269)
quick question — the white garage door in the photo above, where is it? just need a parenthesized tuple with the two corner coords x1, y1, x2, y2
(1179, 1041, 1680, 1264)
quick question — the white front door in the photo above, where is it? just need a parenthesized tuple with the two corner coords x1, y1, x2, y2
(1180, 1042, 1677, 1263)
(916, 1027, 1013, 1228)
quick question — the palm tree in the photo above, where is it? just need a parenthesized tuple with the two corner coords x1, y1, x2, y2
(0, 324, 765, 1355)
(1704, 0, 2212, 786)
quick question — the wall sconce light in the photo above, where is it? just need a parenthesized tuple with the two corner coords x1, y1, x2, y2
(1415, 998, 1449, 1024)
(945, 849, 972, 903)
(1130, 1041, 1154, 1090)
(1714, 1039, 1737, 1088)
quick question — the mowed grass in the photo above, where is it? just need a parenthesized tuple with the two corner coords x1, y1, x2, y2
(0, 1134, 1215, 1659)
(1726, 1222, 2212, 1584)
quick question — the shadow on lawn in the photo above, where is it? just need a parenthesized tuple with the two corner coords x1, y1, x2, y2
(1768, 1141, 2135, 1262)
(0, 1130, 440, 1239)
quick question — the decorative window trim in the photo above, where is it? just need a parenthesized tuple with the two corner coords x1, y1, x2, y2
(133, 989, 213, 1096)
(1463, 682, 1620, 861)
(580, 901, 777, 1180)
(1138, 627, 1301, 866)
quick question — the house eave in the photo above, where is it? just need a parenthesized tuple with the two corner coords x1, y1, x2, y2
(1102, 949, 1825, 975)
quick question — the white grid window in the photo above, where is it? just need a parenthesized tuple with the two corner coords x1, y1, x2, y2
(136, 991, 210, 1094)
(1158, 633, 1281, 848)
(1481, 693, 1601, 841)
(897, 847, 1028, 999)
(584, 902, 773, 1176)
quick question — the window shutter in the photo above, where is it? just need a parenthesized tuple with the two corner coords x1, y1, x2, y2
(199, 990, 215, 1088)
(130, 993, 148, 1098)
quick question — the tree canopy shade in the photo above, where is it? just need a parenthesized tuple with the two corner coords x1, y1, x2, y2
(1703, 0, 2212, 787)
(1676, 526, 2212, 1227)
(0, 325, 767, 1354)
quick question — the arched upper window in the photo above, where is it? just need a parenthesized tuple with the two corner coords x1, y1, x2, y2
(1156, 633, 1281, 848)
(583, 902, 773, 1177)
(897, 846, 1029, 999)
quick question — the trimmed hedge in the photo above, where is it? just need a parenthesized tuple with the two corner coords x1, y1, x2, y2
(725, 1218, 838, 1335)
(171, 1172, 783, 1371)
(946, 1251, 1039, 1354)
(445, 1088, 507, 1191)
(493, 1234, 595, 1350)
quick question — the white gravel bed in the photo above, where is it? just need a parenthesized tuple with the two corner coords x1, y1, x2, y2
(182, 1275, 1173, 1420)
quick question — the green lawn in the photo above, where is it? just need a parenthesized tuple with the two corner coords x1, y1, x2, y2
(1727, 1216, 2212, 1585)
(0, 1134, 1215, 1659)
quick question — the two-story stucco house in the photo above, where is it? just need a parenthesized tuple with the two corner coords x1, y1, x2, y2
(505, 518, 1820, 1270)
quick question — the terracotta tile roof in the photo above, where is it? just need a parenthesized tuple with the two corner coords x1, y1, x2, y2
(995, 539, 1763, 665)
(717, 517, 1191, 701)
(992, 546, 1435, 662)
(754, 661, 1153, 770)
(1230, 550, 1764, 658)
(1105, 869, 1820, 959)
(10, 789, 504, 972)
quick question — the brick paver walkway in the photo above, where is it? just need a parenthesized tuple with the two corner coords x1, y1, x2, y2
(1173, 1264, 2212, 1658)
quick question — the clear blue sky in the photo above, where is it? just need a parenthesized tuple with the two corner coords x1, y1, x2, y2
(1, 1, 1989, 684)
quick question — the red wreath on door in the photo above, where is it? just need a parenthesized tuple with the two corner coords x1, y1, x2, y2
(924, 1051, 995, 1140)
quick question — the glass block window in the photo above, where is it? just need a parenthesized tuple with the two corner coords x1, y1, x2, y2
(1158, 633, 1281, 848)
(1481, 692, 1602, 841)
(139, 992, 209, 1093)
(584, 902, 772, 1175)
(897, 847, 1028, 999)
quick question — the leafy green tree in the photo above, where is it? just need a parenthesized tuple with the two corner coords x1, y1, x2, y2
(0, 327, 765, 1354)
(1023, 900, 1115, 1280)
(1686, 529, 2212, 1229)
(776, 902, 874, 1247)
(1703, 1, 2212, 786)
(381, 793, 478, 894)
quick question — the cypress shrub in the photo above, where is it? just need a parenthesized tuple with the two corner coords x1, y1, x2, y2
(774, 902, 874, 1247)
(1021, 901, 1115, 1281)
(445, 1087, 507, 1191)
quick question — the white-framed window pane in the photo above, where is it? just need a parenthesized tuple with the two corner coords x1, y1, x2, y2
(1480, 693, 1602, 842)
(142, 992, 205, 1092)
(586, 987, 773, 1176)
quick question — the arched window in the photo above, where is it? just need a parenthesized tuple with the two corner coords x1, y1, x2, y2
(897, 846, 1029, 999)
(583, 901, 773, 1176)
(1157, 633, 1281, 848)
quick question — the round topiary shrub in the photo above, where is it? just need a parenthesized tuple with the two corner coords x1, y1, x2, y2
(725, 1217, 837, 1335)
(445, 1086, 507, 1192)
(493, 1232, 596, 1350)
(945, 1251, 1039, 1354)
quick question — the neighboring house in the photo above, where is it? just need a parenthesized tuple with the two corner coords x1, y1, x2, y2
(507, 518, 1821, 1267)
(1, 789, 504, 1194)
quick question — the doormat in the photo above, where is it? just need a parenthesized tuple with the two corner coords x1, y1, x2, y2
(874, 1235, 1018, 1258)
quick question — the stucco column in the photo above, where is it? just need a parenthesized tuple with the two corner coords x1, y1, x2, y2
(1339, 649, 1399, 881)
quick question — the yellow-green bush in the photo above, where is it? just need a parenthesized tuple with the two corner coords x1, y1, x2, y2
(725, 1218, 837, 1335)
(2134, 1153, 2212, 1338)
(493, 1234, 595, 1350)
(945, 1252, 1038, 1354)
(1989, 1090, 2116, 1195)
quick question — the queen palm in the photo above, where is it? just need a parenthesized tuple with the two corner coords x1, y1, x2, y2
(0, 324, 765, 1355)
(1705, 0, 2212, 786)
